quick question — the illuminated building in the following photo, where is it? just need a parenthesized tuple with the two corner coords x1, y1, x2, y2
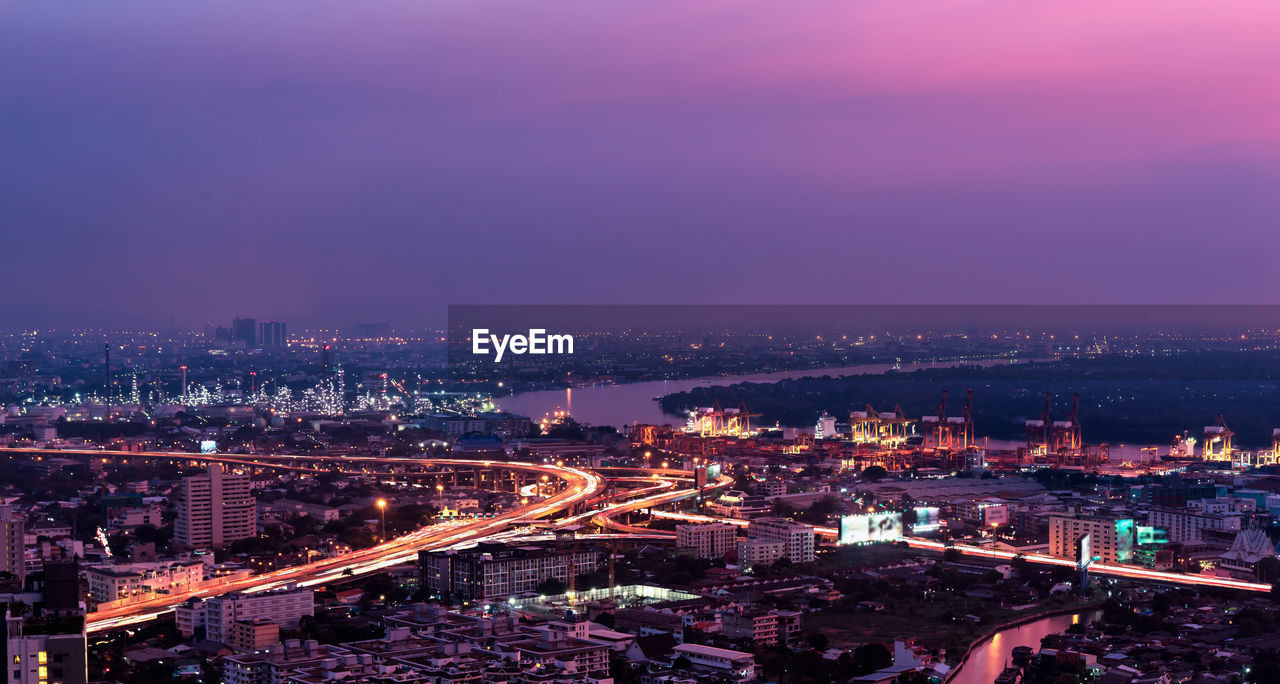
(84, 560, 206, 609)
(1147, 506, 1241, 543)
(4, 614, 87, 684)
(175, 586, 314, 642)
(229, 617, 280, 652)
(175, 464, 257, 549)
(1049, 515, 1135, 564)
(705, 490, 771, 518)
(745, 518, 815, 564)
(676, 523, 737, 559)
(737, 539, 785, 572)
(418, 543, 603, 601)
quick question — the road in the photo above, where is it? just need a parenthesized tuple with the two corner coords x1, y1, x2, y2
(902, 538, 1273, 593)
(590, 474, 735, 535)
(0, 448, 604, 634)
(9, 444, 1268, 633)
(629, 508, 1273, 593)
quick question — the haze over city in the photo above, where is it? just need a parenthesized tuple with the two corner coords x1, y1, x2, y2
(4, 1, 1280, 327)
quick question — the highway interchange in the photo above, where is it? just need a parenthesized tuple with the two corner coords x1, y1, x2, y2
(1, 446, 1273, 636)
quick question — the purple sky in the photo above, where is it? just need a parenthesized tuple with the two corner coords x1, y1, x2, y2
(3, 1, 1279, 329)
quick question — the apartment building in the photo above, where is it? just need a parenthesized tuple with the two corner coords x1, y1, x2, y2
(1048, 515, 1136, 564)
(229, 617, 281, 653)
(0, 506, 25, 586)
(84, 560, 205, 609)
(746, 518, 815, 564)
(1147, 506, 1242, 543)
(720, 609, 803, 646)
(419, 543, 603, 600)
(676, 523, 737, 559)
(737, 539, 786, 572)
(175, 464, 256, 549)
(175, 586, 314, 642)
(4, 614, 87, 684)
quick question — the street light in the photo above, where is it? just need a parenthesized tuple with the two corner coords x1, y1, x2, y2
(376, 498, 387, 541)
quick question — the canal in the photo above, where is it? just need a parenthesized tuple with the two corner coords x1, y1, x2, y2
(948, 610, 1100, 684)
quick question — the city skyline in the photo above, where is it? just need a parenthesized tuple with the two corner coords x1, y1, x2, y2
(8, 4, 1280, 683)
(4, 1, 1280, 327)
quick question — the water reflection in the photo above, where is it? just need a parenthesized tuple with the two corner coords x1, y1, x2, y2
(949, 611, 1099, 684)
(497, 359, 1023, 428)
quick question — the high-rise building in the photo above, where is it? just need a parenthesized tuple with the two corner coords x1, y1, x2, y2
(1, 505, 25, 587)
(1049, 515, 1136, 564)
(258, 321, 287, 348)
(676, 523, 737, 559)
(745, 518, 815, 565)
(175, 465, 256, 549)
(4, 613, 87, 684)
(232, 317, 257, 349)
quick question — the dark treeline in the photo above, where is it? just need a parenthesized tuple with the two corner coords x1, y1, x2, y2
(660, 351, 1280, 447)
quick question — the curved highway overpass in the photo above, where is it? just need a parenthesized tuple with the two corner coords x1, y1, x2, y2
(1, 448, 604, 633)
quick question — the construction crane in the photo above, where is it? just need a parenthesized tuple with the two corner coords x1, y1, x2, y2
(958, 388, 976, 449)
(878, 405, 914, 445)
(1049, 393, 1083, 453)
(1026, 392, 1053, 454)
(1203, 415, 1234, 462)
(922, 388, 950, 450)
(686, 400, 760, 437)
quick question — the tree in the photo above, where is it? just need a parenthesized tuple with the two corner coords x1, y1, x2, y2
(672, 655, 692, 671)
(803, 495, 840, 524)
(862, 465, 888, 482)
(850, 643, 892, 675)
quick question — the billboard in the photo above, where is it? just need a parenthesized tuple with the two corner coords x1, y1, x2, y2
(981, 504, 1009, 527)
(1077, 533, 1093, 569)
(199, 440, 217, 454)
(696, 463, 722, 488)
(912, 506, 941, 534)
(1137, 526, 1169, 545)
(840, 512, 904, 545)
(1115, 518, 1135, 564)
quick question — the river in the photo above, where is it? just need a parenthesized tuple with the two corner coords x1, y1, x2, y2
(495, 358, 1032, 429)
(948, 610, 1100, 684)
